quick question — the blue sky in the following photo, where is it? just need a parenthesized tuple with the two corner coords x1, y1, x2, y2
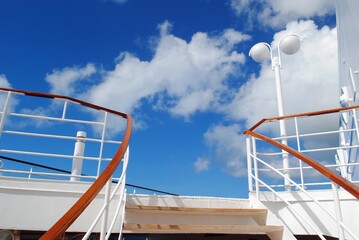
(0, 0, 338, 198)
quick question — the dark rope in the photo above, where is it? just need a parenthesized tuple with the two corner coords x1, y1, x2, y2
(0, 155, 178, 196)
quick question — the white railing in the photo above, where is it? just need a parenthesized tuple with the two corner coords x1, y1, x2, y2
(0, 88, 131, 239)
(83, 147, 129, 240)
(245, 106, 359, 240)
(0, 89, 124, 181)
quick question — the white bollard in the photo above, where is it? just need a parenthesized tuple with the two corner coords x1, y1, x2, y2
(70, 131, 86, 181)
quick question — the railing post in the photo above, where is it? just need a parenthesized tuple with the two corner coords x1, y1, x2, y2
(294, 117, 305, 189)
(118, 189, 127, 240)
(246, 136, 253, 192)
(332, 183, 345, 240)
(0, 160, 3, 176)
(251, 137, 259, 198)
(97, 112, 108, 177)
(61, 100, 68, 119)
(28, 168, 33, 179)
(351, 109, 359, 180)
(0, 91, 12, 138)
(70, 131, 86, 181)
(100, 178, 112, 240)
(353, 109, 359, 142)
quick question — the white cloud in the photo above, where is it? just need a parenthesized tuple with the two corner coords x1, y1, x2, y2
(43, 22, 249, 134)
(46, 63, 97, 96)
(86, 22, 250, 117)
(170, 90, 214, 118)
(230, 0, 335, 29)
(0, 74, 11, 88)
(42, 19, 339, 180)
(194, 158, 210, 173)
(204, 124, 247, 177)
(44, 23, 249, 118)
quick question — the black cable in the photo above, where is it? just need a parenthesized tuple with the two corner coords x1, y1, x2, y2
(0, 155, 72, 173)
(0, 155, 178, 196)
(124, 183, 179, 196)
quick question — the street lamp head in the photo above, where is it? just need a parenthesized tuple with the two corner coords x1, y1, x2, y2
(249, 42, 271, 63)
(279, 34, 302, 55)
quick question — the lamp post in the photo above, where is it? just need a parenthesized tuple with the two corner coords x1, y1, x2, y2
(249, 34, 302, 191)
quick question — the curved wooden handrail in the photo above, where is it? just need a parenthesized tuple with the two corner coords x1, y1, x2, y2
(40, 116, 132, 240)
(0, 87, 128, 118)
(247, 105, 359, 132)
(244, 106, 359, 200)
(0, 88, 132, 240)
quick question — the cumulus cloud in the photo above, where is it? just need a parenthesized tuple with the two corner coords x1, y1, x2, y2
(86, 22, 250, 117)
(230, 0, 335, 29)
(42, 19, 339, 179)
(44, 22, 250, 133)
(45, 23, 249, 117)
(204, 124, 247, 177)
(46, 63, 97, 96)
(194, 158, 210, 173)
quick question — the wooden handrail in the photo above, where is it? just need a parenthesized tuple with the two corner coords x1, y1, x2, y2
(0, 88, 132, 240)
(40, 116, 132, 240)
(244, 106, 359, 200)
(247, 105, 359, 132)
(0, 87, 128, 118)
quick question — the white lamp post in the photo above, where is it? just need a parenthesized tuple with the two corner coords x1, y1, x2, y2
(249, 33, 302, 191)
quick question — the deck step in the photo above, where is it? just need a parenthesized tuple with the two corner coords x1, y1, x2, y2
(123, 223, 283, 234)
(125, 204, 267, 216)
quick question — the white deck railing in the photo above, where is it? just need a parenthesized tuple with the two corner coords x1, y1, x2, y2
(245, 106, 359, 240)
(0, 89, 124, 180)
(0, 88, 132, 239)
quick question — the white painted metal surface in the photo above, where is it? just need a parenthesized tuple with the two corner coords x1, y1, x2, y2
(71, 131, 86, 182)
(246, 108, 359, 239)
(249, 34, 302, 191)
(0, 177, 122, 232)
(1, 1, 359, 237)
(0, 90, 124, 181)
(252, 189, 358, 239)
(336, 0, 359, 182)
(0, 88, 129, 239)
